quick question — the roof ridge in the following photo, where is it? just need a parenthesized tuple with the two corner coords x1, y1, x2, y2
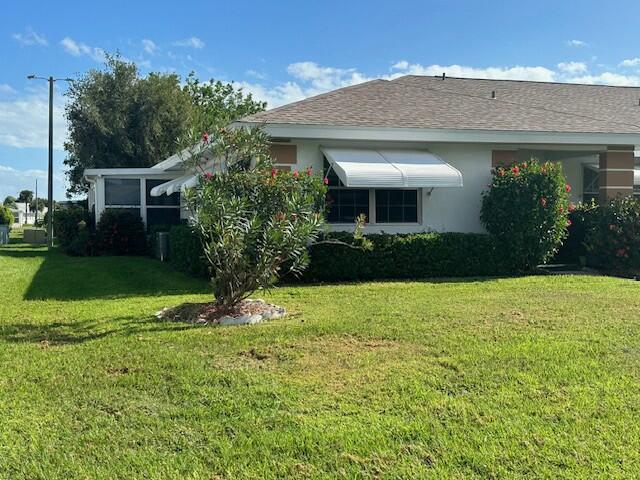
(395, 74, 640, 90)
(242, 78, 389, 121)
(391, 76, 640, 131)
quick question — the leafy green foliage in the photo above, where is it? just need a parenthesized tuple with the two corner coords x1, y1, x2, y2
(301, 231, 505, 281)
(64, 55, 193, 195)
(3, 196, 16, 208)
(182, 73, 265, 141)
(586, 196, 640, 274)
(53, 207, 92, 251)
(0, 205, 14, 226)
(96, 209, 148, 256)
(63, 57, 266, 196)
(184, 128, 326, 309)
(168, 224, 209, 278)
(554, 200, 599, 264)
(481, 160, 570, 272)
(30, 197, 47, 212)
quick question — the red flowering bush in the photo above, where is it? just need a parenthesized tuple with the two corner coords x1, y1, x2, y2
(585, 196, 640, 274)
(184, 127, 327, 310)
(481, 159, 570, 272)
(96, 209, 148, 255)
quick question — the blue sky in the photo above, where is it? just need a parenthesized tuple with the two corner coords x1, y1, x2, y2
(3, 0, 640, 200)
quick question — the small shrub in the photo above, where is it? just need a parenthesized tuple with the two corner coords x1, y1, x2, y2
(299, 231, 506, 282)
(0, 205, 14, 228)
(481, 159, 570, 272)
(169, 224, 208, 277)
(96, 209, 148, 255)
(66, 228, 98, 256)
(585, 196, 640, 275)
(53, 206, 92, 250)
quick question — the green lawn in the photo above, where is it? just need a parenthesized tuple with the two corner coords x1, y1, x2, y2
(1, 243, 640, 479)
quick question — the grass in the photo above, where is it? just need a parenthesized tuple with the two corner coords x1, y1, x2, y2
(1, 242, 640, 479)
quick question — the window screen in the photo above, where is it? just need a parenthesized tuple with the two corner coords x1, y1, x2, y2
(105, 179, 140, 206)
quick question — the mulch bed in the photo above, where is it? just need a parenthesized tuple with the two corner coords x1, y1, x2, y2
(156, 299, 285, 325)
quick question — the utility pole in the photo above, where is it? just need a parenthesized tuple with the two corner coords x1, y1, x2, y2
(27, 74, 72, 248)
(35, 178, 38, 225)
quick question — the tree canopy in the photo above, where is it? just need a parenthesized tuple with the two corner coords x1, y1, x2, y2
(63, 55, 266, 196)
(3, 196, 16, 208)
(17, 190, 33, 208)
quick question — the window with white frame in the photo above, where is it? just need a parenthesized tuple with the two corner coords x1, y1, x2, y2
(324, 159, 420, 224)
(104, 178, 141, 218)
(145, 179, 181, 228)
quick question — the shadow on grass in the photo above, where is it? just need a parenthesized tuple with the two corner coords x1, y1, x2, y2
(0, 246, 209, 301)
(0, 315, 195, 346)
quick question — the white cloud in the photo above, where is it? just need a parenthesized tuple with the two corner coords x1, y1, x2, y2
(0, 90, 66, 150)
(12, 27, 48, 47)
(567, 39, 588, 47)
(557, 61, 588, 74)
(173, 37, 205, 49)
(0, 164, 66, 204)
(60, 37, 105, 62)
(620, 58, 640, 68)
(142, 38, 157, 54)
(390, 61, 557, 82)
(0, 84, 16, 94)
(566, 72, 640, 86)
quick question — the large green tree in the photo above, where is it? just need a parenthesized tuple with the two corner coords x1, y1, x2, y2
(64, 56, 266, 196)
(3, 196, 16, 208)
(64, 55, 193, 195)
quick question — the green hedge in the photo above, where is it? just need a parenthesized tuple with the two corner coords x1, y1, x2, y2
(298, 232, 507, 282)
(169, 225, 208, 277)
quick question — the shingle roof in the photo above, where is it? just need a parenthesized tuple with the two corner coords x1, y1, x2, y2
(240, 75, 640, 134)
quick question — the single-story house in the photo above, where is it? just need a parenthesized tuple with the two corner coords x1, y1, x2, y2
(84, 75, 640, 234)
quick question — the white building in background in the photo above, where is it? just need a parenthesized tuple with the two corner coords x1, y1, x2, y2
(9, 203, 47, 227)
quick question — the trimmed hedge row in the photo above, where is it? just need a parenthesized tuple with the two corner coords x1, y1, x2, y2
(300, 232, 507, 282)
(165, 227, 507, 282)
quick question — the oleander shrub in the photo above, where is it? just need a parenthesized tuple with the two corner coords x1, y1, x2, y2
(169, 224, 208, 277)
(299, 231, 506, 282)
(585, 196, 640, 275)
(184, 126, 327, 309)
(96, 209, 148, 255)
(0, 205, 13, 228)
(481, 159, 571, 272)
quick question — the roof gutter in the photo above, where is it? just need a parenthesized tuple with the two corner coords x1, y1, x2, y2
(233, 121, 640, 147)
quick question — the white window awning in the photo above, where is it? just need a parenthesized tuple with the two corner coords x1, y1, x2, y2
(150, 173, 198, 197)
(321, 148, 463, 188)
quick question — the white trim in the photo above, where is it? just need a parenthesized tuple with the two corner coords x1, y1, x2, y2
(599, 186, 634, 189)
(235, 122, 640, 146)
(598, 168, 635, 172)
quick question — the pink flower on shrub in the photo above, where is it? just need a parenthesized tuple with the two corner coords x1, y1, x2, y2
(567, 219, 572, 226)
(306, 166, 313, 176)
(568, 203, 576, 212)
(559, 205, 564, 213)
(202, 132, 209, 143)
(616, 248, 627, 257)
(565, 184, 571, 193)
(498, 168, 505, 177)
(323, 177, 329, 185)
(511, 166, 520, 175)
(203, 172, 214, 181)
(522, 162, 528, 169)
(540, 197, 547, 207)
(271, 168, 278, 178)
(293, 170, 299, 178)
